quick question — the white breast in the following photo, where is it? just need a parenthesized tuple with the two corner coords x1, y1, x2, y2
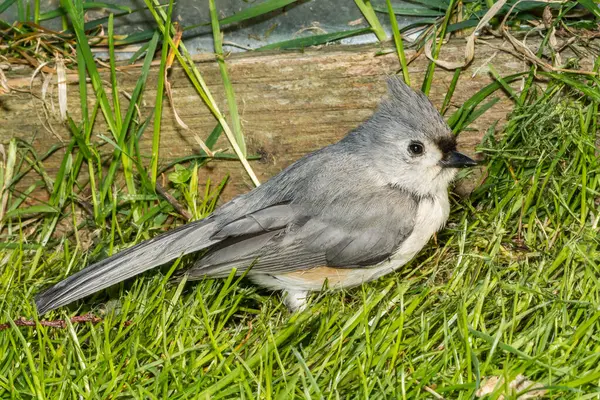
(368, 192, 450, 281)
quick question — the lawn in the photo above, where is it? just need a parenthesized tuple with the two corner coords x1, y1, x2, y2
(1, 0, 600, 398)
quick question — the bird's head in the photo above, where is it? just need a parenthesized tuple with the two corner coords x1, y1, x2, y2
(349, 76, 477, 197)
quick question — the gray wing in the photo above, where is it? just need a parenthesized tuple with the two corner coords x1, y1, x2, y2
(186, 189, 419, 278)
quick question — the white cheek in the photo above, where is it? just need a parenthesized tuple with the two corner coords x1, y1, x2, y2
(393, 161, 457, 197)
(423, 150, 442, 166)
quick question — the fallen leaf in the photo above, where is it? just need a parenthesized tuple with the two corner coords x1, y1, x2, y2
(476, 374, 546, 399)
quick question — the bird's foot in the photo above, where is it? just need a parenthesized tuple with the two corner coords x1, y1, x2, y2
(283, 290, 308, 312)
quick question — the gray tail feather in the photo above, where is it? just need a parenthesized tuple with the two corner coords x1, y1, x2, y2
(35, 219, 218, 315)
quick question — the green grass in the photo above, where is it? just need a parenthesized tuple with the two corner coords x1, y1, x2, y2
(2, 0, 600, 398)
(2, 71, 600, 398)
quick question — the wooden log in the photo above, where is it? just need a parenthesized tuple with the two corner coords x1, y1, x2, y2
(0, 37, 596, 203)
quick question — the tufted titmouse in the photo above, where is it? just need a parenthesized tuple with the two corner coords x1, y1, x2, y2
(36, 76, 477, 314)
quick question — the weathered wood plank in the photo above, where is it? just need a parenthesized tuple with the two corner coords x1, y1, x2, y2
(1, 38, 595, 203)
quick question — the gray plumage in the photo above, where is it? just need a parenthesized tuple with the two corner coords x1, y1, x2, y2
(35, 76, 476, 314)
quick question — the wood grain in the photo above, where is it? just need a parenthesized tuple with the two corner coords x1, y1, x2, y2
(1, 38, 596, 204)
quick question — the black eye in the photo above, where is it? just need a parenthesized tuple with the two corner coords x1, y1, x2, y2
(408, 141, 424, 156)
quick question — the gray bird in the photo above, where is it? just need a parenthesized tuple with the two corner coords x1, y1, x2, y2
(35, 76, 477, 314)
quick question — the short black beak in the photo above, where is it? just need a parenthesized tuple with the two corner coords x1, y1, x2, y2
(440, 151, 478, 168)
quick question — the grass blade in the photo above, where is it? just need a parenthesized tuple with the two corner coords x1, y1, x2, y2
(220, 0, 297, 25)
(489, 64, 522, 106)
(421, 0, 455, 95)
(354, 0, 387, 41)
(576, 0, 600, 19)
(540, 72, 600, 102)
(108, 13, 122, 130)
(150, 1, 173, 187)
(257, 28, 371, 51)
(440, 68, 461, 115)
(374, 4, 444, 17)
(0, 0, 17, 14)
(144, 0, 260, 186)
(3, 204, 58, 219)
(209, 0, 246, 156)
(60, 0, 118, 137)
(448, 72, 527, 132)
(100, 31, 160, 204)
(409, 0, 450, 10)
(39, 2, 132, 21)
(196, 311, 315, 398)
(185, 0, 298, 30)
(386, 0, 411, 85)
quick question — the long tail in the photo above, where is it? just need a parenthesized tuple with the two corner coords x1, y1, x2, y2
(35, 218, 218, 315)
